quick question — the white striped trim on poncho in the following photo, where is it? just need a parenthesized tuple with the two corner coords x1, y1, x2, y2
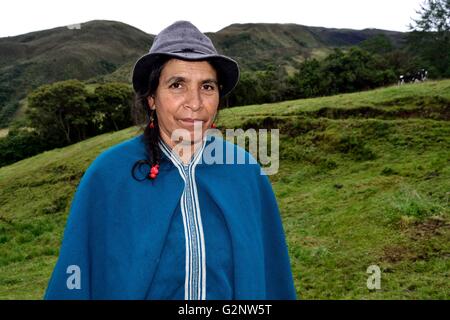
(158, 137, 207, 300)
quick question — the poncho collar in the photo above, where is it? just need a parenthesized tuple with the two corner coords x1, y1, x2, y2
(158, 135, 209, 168)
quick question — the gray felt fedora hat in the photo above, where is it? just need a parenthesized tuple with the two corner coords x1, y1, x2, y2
(132, 21, 240, 97)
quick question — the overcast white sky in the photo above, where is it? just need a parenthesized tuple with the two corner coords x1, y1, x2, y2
(0, 0, 424, 38)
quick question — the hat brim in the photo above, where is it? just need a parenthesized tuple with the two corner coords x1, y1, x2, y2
(132, 52, 240, 97)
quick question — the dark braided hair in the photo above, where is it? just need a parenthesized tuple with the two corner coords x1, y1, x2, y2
(131, 56, 225, 182)
(131, 55, 169, 181)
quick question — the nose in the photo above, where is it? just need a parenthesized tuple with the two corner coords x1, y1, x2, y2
(184, 86, 202, 112)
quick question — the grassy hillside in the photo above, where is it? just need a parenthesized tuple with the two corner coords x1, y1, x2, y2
(0, 80, 449, 299)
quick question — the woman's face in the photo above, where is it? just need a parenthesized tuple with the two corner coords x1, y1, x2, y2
(147, 59, 220, 146)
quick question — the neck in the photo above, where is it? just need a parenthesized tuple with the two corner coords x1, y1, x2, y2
(159, 130, 204, 165)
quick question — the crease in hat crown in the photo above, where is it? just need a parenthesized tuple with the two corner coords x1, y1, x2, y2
(150, 21, 217, 55)
(132, 20, 240, 97)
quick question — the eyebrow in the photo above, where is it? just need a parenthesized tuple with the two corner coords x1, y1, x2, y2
(165, 76, 218, 86)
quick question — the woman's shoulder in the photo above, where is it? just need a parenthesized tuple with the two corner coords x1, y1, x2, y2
(82, 134, 146, 180)
(204, 135, 276, 203)
(204, 135, 262, 177)
(96, 134, 146, 162)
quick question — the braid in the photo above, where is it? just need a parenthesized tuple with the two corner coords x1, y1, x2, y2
(145, 109, 161, 167)
(131, 57, 168, 182)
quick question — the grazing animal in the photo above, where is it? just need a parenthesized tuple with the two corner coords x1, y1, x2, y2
(398, 69, 428, 85)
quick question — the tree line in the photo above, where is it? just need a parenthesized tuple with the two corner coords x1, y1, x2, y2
(0, 81, 133, 167)
(228, 45, 400, 106)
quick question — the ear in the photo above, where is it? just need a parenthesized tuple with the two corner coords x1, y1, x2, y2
(147, 96, 155, 110)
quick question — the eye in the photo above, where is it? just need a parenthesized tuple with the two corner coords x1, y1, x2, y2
(202, 83, 217, 91)
(169, 82, 183, 89)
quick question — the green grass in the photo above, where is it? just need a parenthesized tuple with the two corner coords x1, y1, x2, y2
(0, 80, 449, 299)
(274, 119, 449, 299)
(218, 80, 450, 127)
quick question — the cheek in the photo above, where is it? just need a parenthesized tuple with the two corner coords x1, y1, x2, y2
(156, 108, 177, 131)
(155, 96, 178, 120)
(205, 95, 220, 115)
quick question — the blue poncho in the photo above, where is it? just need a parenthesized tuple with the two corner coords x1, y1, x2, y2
(44, 134, 296, 300)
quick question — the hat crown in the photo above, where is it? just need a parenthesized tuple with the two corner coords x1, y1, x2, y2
(132, 20, 239, 97)
(150, 21, 217, 55)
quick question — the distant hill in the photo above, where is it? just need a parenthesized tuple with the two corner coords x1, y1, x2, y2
(0, 20, 152, 127)
(0, 20, 406, 127)
(0, 20, 152, 79)
(208, 23, 405, 70)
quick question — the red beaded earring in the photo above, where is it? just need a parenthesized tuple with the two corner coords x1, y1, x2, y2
(211, 122, 217, 128)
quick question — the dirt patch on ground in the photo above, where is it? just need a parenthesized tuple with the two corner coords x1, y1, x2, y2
(381, 217, 450, 263)
(381, 244, 414, 263)
(408, 216, 449, 240)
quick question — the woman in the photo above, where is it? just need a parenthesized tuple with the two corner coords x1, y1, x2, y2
(45, 21, 296, 300)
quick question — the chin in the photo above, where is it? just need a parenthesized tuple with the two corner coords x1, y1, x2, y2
(172, 129, 205, 145)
